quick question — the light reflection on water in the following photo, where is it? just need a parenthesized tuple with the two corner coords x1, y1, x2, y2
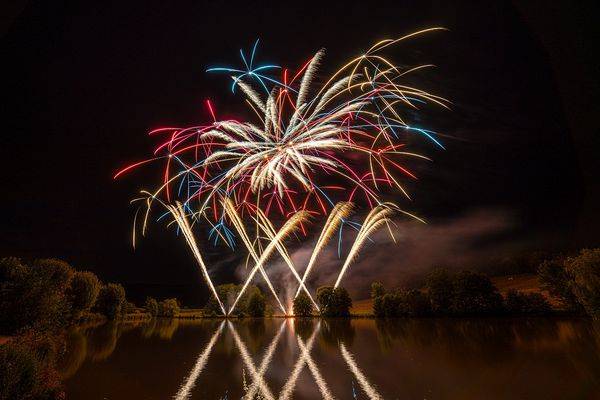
(60, 318, 600, 399)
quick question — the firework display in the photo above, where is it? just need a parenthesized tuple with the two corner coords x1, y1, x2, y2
(115, 28, 447, 315)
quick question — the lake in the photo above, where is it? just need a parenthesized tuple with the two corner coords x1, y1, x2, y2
(59, 318, 600, 399)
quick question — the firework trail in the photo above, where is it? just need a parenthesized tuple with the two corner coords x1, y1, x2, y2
(168, 202, 226, 315)
(226, 201, 309, 315)
(294, 201, 354, 300)
(333, 205, 395, 288)
(255, 209, 319, 312)
(224, 199, 287, 314)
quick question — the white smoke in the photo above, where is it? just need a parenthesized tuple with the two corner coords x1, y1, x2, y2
(236, 208, 521, 303)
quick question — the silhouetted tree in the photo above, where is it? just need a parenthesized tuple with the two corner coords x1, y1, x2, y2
(144, 297, 159, 317)
(371, 281, 385, 299)
(0, 257, 74, 333)
(67, 271, 100, 318)
(451, 271, 503, 315)
(316, 286, 335, 316)
(157, 298, 180, 317)
(204, 283, 240, 316)
(400, 289, 431, 316)
(567, 248, 600, 318)
(380, 293, 401, 317)
(426, 268, 453, 314)
(246, 290, 266, 317)
(504, 290, 551, 315)
(293, 292, 314, 316)
(316, 286, 352, 317)
(371, 282, 386, 317)
(95, 283, 125, 320)
(538, 256, 581, 311)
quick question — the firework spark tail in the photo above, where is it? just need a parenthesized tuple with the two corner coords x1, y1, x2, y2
(168, 202, 226, 315)
(333, 205, 393, 288)
(224, 199, 288, 315)
(295, 202, 354, 299)
(255, 209, 319, 312)
(227, 203, 308, 314)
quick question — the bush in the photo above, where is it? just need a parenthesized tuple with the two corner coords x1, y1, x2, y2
(204, 284, 267, 317)
(538, 256, 580, 311)
(380, 293, 402, 317)
(246, 290, 266, 317)
(67, 271, 100, 318)
(0, 334, 64, 400)
(144, 297, 159, 317)
(0, 258, 73, 334)
(316, 286, 352, 317)
(31, 259, 74, 291)
(451, 271, 503, 315)
(316, 286, 335, 316)
(0, 342, 38, 400)
(371, 282, 385, 299)
(293, 292, 314, 316)
(373, 295, 385, 317)
(371, 282, 386, 317)
(400, 290, 431, 316)
(566, 248, 600, 318)
(95, 283, 126, 320)
(157, 298, 180, 318)
(426, 268, 453, 314)
(204, 284, 238, 316)
(504, 290, 551, 315)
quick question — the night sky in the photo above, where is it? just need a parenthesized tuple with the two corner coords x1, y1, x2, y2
(1, 1, 598, 305)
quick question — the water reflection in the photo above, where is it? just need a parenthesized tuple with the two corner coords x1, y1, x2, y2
(61, 318, 600, 399)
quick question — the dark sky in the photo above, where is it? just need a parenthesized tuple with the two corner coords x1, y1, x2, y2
(1, 1, 598, 304)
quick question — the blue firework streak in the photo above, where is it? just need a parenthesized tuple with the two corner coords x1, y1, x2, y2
(206, 39, 285, 94)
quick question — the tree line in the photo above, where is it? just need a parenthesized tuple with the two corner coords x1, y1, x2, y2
(0, 257, 130, 335)
(371, 248, 600, 318)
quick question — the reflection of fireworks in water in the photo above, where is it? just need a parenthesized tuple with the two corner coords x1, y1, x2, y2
(115, 29, 447, 313)
(174, 321, 225, 400)
(280, 320, 334, 400)
(175, 321, 385, 399)
(340, 343, 384, 400)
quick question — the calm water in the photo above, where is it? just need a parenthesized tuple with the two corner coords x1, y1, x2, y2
(59, 318, 600, 399)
